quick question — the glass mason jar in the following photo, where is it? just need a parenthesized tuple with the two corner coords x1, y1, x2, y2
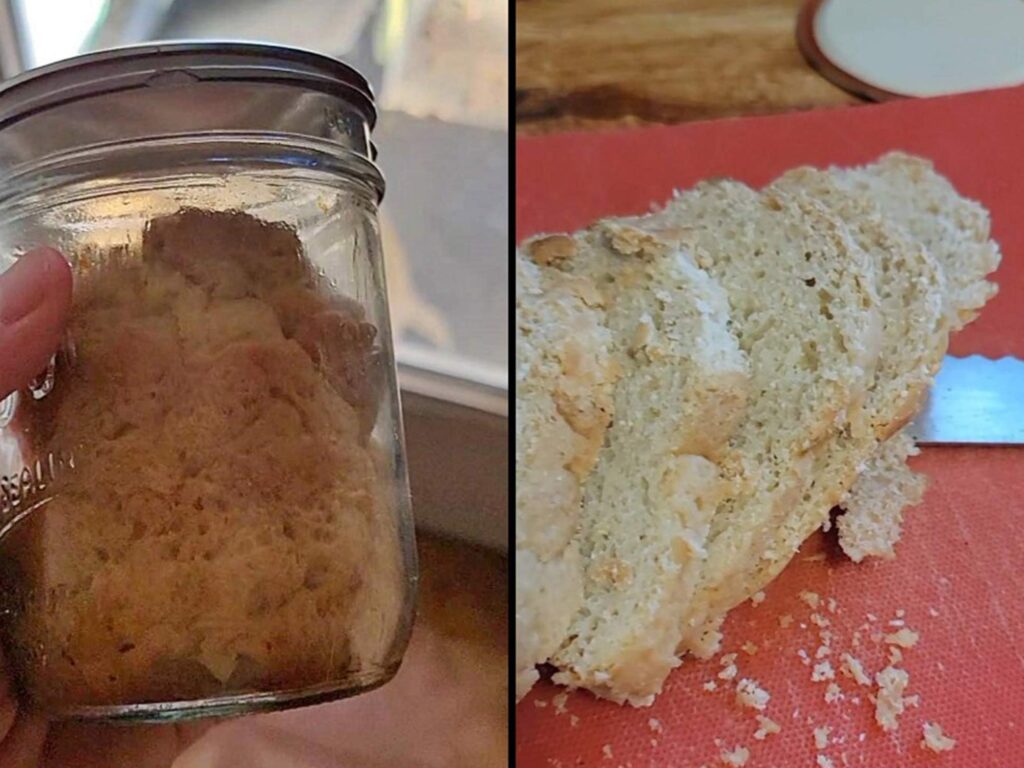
(0, 43, 416, 721)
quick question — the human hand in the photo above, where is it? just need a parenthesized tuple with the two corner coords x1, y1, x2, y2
(0, 248, 72, 402)
(0, 248, 72, 766)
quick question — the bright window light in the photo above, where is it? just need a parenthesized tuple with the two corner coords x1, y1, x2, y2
(19, 0, 108, 68)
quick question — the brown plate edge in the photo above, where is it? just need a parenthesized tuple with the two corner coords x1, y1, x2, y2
(796, 0, 911, 104)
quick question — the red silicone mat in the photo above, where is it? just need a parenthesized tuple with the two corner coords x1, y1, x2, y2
(516, 85, 1024, 766)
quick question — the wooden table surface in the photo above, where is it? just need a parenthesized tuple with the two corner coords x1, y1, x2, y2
(516, 0, 862, 133)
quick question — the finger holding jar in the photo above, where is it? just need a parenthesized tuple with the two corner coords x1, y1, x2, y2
(0, 248, 72, 768)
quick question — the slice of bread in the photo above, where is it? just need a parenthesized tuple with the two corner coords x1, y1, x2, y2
(515, 245, 618, 701)
(746, 169, 947, 574)
(772, 167, 950, 440)
(633, 182, 881, 656)
(547, 221, 748, 705)
(836, 152, 1001, 330)
(824, 153, 1000, 561)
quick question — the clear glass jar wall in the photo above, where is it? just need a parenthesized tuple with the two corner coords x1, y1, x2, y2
(0, 46, 416, 721)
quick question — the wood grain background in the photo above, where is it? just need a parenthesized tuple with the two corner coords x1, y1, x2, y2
(516, 0, 862, 133)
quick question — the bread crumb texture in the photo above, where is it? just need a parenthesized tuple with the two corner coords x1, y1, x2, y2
(2, 209, 403, 708)
(839, 653, 872, 687)
(719, 745, 750, 766)
(921, 721, 956, 752)
(883, 628, 919, 648)
(753, 714, 781, 740)
(813, 725, 831, 749)
(735, 677, 770, 711)
(874, 666, 911, 732)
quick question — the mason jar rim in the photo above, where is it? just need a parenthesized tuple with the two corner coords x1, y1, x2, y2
(0, 41, 377, 130)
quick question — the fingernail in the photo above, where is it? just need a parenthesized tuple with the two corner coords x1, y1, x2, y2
(0, 248, 67, 326)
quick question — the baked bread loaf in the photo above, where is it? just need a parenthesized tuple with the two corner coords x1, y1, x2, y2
(544, 221, 748, 705)
(1, 210, 404, 709)
(514, 152, 1001, 706)
(515, 244, 618, 701)
(631, 182, 880, 657)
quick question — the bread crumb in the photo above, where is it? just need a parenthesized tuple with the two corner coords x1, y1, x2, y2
(741, 641, 759, 655)
(884, 628, 919, 648)
(812, 660, 836, 682)
(895, 608, 905, 617)
(814, 725, 831, 749)
(816, 756, 835, 768)
(751, 591, 766, 605)
(534, 699, 548, 708)
(718, 654, 739, 681)
(800, 591, 821, 609)
(810, 612, 831, 629)
(887, 646, 903, 665)
(569, 714, 580, 728)
(826, 597, 838, 614)
(735, 678, 771, 711)
(797, 648, 811, 666)
(804, 553, 826, 562)
(839, 653, 872, 686)
(691, 621, 724, 658)
(703, 680, 718, 692)
(825, 682, 843, 703)
(866, 612, 878, 622)
(602, 744, 614, 760)
(921, 722, 956, 752)
(754, 715, 781, 740)
(874, 666, 910, 731)
(719, 746, 750, 766)
(552, 691, 569, 714)
(779, 614, 794, 628)
(888, 618, 905, 627)
(648, 718, 663, 734)
(928, 607, 939, 617)
(815, 644, 832, 660)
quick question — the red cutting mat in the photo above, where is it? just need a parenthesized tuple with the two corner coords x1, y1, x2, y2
(516, 86, 1024, 766)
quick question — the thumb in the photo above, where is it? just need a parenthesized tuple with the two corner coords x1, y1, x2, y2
(0, 249, 72, 400)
